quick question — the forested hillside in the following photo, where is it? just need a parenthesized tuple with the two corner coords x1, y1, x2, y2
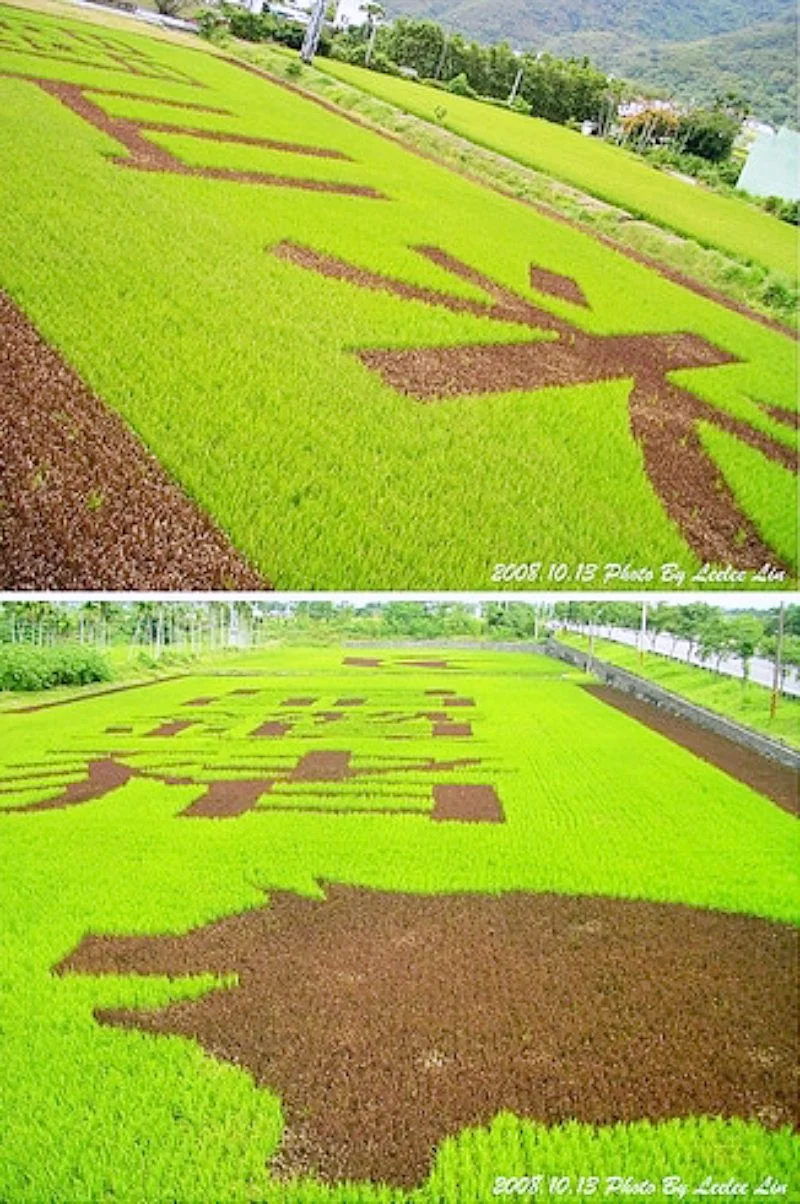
(385, 0, 797, 124)
(547, 19, 798, 127)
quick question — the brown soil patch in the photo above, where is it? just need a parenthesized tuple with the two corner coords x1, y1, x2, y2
(184, 697, 216, 707)
(58, 885, 799, 1188)
(316, 711, 344, 724)
(14, 76, 385, 199)
(584, 684, 799, 815)
(334, 697, 364, 706)
(281, 697, 316, 708)
(343, 657, 382, 668)
(275, 241, 795, 571)
(0, 289, 264, 589)
(139, 120, 349, 160)
(181, 779, 272, 819)
(426, 689, 456, 696)
(230, 688, 260, 696)
(529, 264, 589, 308)
(11, 757, 134, 812)
(432, 783, 502, 821)
(105, 725, 132, 734)
(444, 697, 475, 707)
(433, 722, 472, 737)
(290, 751, 353, 781)
(146, 720, 194, 738)
(251, 721, 291, 738)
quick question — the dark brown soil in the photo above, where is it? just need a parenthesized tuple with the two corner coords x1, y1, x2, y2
(290, 751, 353, 781)
(343, 657, 383, 668)
(0, 289, 265, 589)
(7, 745, 493, 820)
(230, 689, 260, 696)
(146, 720, 195, 738)
(136, 120, 350, 160)
(281, 697, 317, 707)
(251, 721, 292, 738)
(13, 757, 134, 811)
(316, 711, 345, 724)
(530, 264, 589, 308)
(275, 241, 795, 571)
(433, 722, 472, 737)
(184, 697, 216, 707)
(426, 689, 456, 696)
(584, 684, 799, 814)
(431, 783, 502, 821)
(181, 778, 272, 819)
(335, 697, 365, 706)
(18, 76, 386, 198)
(444, 697, 475, 707)
(58, 885, 799, 1188)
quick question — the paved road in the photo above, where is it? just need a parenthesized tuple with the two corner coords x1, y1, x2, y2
(560, 623, 800, 698)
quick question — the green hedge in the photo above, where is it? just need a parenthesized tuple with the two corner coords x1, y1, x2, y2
(0, 646, 112, 692)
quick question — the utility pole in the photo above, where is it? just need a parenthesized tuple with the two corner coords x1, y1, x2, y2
(365, 19, 378, 67)
(507, 66, 523, 106)
(434, 32, 448, 80)
(770, 602, 785, 720)
(300, 0, 326, 65)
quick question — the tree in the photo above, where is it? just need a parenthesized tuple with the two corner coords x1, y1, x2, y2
(677, 108, 739, 162)
(154, 0, 184, 17)
(729, 615, 764, 690)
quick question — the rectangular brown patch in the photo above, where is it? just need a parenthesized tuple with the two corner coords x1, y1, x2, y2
(431, 784, 503, 823)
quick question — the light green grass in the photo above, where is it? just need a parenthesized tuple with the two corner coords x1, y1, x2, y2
(0, 5, 796, 586)
(558, 631, 800, 748)
(317, 59, 797, 280)
(0, 646, 797, 1201)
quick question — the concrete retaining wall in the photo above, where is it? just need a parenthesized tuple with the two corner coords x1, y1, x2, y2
(546, 638, 800, 771)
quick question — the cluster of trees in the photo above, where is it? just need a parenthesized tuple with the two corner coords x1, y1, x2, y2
(0, 600, 549, 655)
(197, 4, 771, 203)
(555, 601, 800, 686)
(338, 18, 620, 127)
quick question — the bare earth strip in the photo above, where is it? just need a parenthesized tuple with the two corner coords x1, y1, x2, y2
(57, 885, 798, 1188)
(583, 683, 799, 814)
(0, 290, 266, 589)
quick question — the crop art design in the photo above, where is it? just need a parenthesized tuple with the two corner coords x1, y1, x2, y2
(1, 75, 385, 198)
(3, 684, 504, 823)
(273, 242, 797, 571)
(0, 15, 196, 82)
(56, 886, 797, 1187)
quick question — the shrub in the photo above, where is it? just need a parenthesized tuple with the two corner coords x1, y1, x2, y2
(447, 72, 476, 98)
(0, 646, 112, 693)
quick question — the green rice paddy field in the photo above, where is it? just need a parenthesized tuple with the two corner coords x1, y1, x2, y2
(0, 4, 796, 587)
(316, 59, 797, 280)
(0, 646, 797, 1201)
